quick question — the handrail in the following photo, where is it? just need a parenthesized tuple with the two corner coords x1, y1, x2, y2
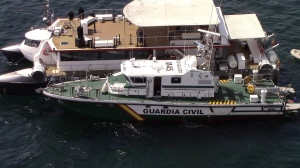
(46, 80, 283, 104)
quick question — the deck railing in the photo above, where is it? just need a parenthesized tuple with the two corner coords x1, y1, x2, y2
(45, 78, 282, 105)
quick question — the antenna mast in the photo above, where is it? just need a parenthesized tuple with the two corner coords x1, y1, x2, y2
(44, 0, 51, 26)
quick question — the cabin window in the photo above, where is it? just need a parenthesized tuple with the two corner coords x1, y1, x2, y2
(99, 51, 128, 60)
(130, 50, 152, 59)
(130, 77, 146, 83)
(60, 50, 160, 61)
(60, 52, 72, 61)
(60, 42, 68, 46)
(171, 77, 181, 83)
(60, 52, 100, 61)
(24, 38, 40, 48)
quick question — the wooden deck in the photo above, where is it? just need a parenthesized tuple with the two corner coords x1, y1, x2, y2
(52, 18, 140, 50)
(51, 18, 175, 50)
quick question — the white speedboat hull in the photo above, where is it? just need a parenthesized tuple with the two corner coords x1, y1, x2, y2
(0, 43, 26, 63)
(291, 49, 300, 60)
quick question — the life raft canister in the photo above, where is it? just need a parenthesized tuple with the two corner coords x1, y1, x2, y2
(42, 48, 50, 56)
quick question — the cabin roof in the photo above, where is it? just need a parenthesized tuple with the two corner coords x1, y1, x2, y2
(121, 56, 197, 76)
(25, 29, 52, 41)
(123, 0, 220, 27)
(224, 14, 266, 39)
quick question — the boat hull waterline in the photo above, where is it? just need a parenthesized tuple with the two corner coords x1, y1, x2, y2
(43, 91, 293, 121)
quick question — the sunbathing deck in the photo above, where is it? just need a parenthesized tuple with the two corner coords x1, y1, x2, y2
(50, 17, 214, 51)
(52, 18, 140, 50)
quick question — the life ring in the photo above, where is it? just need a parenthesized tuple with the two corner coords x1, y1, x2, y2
(260, 48, 264, 54)
(247, 84, 255, 94)
(43, 48, 50, 56)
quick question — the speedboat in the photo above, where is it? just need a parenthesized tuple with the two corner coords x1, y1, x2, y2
(0, 43, 25, 63)
(291, 49, 300, 60)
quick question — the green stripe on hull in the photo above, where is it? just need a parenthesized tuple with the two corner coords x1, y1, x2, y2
(58, 100, 133, 121)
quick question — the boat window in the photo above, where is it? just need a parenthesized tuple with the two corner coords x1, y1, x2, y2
(60, 42, 68, 46)
(60, 52, 72, 61)
(24, 38, 40, 48)
(74, 52, 99, 61)
(61, 52, 100, 61)
(130, 77, 146, 83)
(171, 77, 181, 83)
(60, 50, 153, 61)
(99, 51, 128, 60)
(129, 50, 152, 59)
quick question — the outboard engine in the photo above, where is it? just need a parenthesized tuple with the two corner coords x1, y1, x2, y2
(267, 50, 278, 63)
(31, 59, 46, 81)
(259, 57, 273, 80)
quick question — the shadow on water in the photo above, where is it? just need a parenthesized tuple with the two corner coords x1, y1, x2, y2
(0, 0, 300, 167)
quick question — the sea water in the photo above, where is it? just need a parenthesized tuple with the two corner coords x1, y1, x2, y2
(0, 0, 300, 167)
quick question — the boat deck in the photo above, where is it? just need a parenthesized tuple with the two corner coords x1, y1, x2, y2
(44, 78, 282, 105)
(51, 18, 210, 51)
(52, 18, 140, 50)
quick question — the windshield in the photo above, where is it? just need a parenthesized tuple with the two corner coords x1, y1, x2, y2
(24, 38, 40, 48)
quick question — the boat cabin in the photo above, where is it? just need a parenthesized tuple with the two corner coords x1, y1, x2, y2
(107, 56, 219, 99)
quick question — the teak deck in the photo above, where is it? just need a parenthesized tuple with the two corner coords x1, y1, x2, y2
(52, 18, 171, 50)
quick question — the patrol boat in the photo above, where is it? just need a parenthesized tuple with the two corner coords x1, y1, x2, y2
(42, 38, 299, 121)
(0, 0, 281, 93)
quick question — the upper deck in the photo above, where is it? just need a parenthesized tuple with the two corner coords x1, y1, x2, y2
(48, 0, 223, 52)
(51, 18, 139, 50)
(50, 17, 216, 52)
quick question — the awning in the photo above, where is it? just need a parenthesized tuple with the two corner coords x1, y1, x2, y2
(224, 14, 266, 39)
(123, 0, 220, 27)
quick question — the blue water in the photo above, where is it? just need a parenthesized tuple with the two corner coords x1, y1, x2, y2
(0, 0, 300, 167)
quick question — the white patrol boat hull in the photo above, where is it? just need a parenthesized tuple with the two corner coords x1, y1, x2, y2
(43, 90, 299, 121)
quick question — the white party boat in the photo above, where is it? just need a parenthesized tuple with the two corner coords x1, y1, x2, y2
(0, 0, 281, 94)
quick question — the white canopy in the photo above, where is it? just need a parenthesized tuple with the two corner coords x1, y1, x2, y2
(123, 0, 220, 27)
(25, 29, 52, 41)
(224, 14, 266, 39)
